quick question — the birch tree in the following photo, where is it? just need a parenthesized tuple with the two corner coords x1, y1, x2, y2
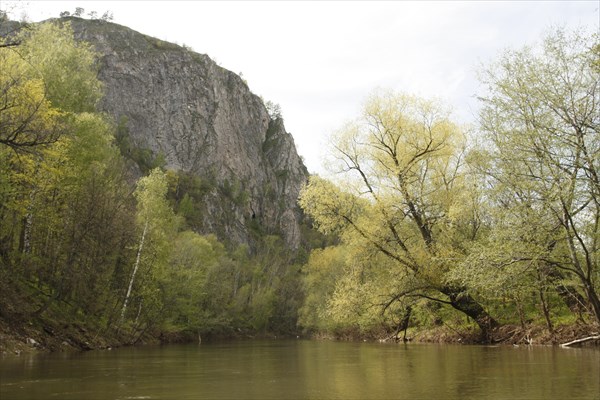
(121, 168, 178, 321)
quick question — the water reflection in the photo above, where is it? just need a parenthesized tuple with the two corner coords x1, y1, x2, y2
(1, 340, 599, 399)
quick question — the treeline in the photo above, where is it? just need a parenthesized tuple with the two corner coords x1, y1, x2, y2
(0, 21, 304, 343)
(298, 27, 600, 341)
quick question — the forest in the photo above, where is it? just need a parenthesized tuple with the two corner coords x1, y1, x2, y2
(0, 18, 598, 350)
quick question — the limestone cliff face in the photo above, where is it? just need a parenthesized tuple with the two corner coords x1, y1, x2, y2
(68, 18, 308, 248)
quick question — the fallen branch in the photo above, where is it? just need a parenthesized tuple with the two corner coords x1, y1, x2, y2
(560, 334, 600, 348)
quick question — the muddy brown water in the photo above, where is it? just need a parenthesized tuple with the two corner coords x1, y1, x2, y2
(1, 339, 599, 399)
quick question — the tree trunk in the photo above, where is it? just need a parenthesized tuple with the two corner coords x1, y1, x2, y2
(33, 289, 60, 317)
(561, 335, 600, 347)
(539, 287, 553, 333)
(121, 220, 148, 321)
(442, 286, 498, 340)
(544, 264, 589, 317)
(583, 280, 600, 324)
(398, 305, 412, 342)
(554, 282, 588, 315)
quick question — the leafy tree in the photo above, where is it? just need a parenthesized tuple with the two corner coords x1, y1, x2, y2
(265, 100, 283, 120)
(101, 11, 114, 22)
(300, 90, 497, 337)
(299, 245, 352, 332)
(0, 110, 135, 320)
(160, 231, 218, 332)
(121, 168, 180, 321)
(0, 21, 102, 152)
(18, 22, 103, 113)
(0, 38, 66, 150)
(247, 235, 299, 332)
(0, 22, 136, 325)
(474, 27, 600, 323)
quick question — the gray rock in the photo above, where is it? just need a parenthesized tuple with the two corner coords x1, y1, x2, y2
(67, 18, 308, 249)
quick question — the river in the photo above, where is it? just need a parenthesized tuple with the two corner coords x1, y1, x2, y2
(1, 340, 598, 399)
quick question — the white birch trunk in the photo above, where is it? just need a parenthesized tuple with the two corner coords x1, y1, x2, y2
(121, 219, 148, 321)
(22, 190, 37, 254)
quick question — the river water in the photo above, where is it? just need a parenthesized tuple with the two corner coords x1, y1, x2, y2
(1, 340, 598, 399)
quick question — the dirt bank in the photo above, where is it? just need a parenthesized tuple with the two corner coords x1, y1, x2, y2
(406, 323, 600, 346)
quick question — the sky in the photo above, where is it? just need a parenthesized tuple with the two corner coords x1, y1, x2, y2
(4, 1, 599, 174)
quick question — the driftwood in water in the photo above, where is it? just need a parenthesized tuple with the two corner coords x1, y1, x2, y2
(560, 335, 600, 347)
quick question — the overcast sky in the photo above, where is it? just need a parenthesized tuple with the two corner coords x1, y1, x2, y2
(5, 1, 599, 174)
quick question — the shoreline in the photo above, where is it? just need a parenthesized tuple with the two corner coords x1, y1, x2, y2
(2, 318, 598, 357)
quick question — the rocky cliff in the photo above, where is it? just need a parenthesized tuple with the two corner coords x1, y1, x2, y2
(66, 18, 308, 248)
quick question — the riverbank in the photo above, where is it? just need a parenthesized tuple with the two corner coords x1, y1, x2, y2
(0, 309, 287, 356)
(2, 313, 598, 356)
(410, 323, 600, 346)
(307, 322, 600, 347)
(0, 313, 153, 356)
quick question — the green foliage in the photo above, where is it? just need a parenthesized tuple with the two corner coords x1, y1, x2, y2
(473, 26, 600, 324)
(114, 116, 166, 174)
(0, 26, 68, 150)
(165, 170, 215, 230)
(159, 231, 219, 330)
(219, 177, 248, 207)
(0, 22, 133, 327)
(297, 27, 600, 339)
(298, 246, 348, 331)
(298, 91, 504, 335)
(18, 21, 103, 113)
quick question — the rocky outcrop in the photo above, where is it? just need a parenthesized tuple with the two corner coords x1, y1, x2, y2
(66, 18, 308, 248)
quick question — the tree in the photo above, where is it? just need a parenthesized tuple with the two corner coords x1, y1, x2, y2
(0, 39, 66, 150)
(160, 231, 218, 332)
(300, 90, 497, 338)
(299, 245, 394, 334)
(265, 100, 283, 120)
(0, 20, 138, 324)
(475, 27, 600, 323)
(0, 21, 101, 152)
(101, 11, 114, 22)
(121, 168, 180, 321)
(0, 109, 135, 321)
(18, 22, 103, 113)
